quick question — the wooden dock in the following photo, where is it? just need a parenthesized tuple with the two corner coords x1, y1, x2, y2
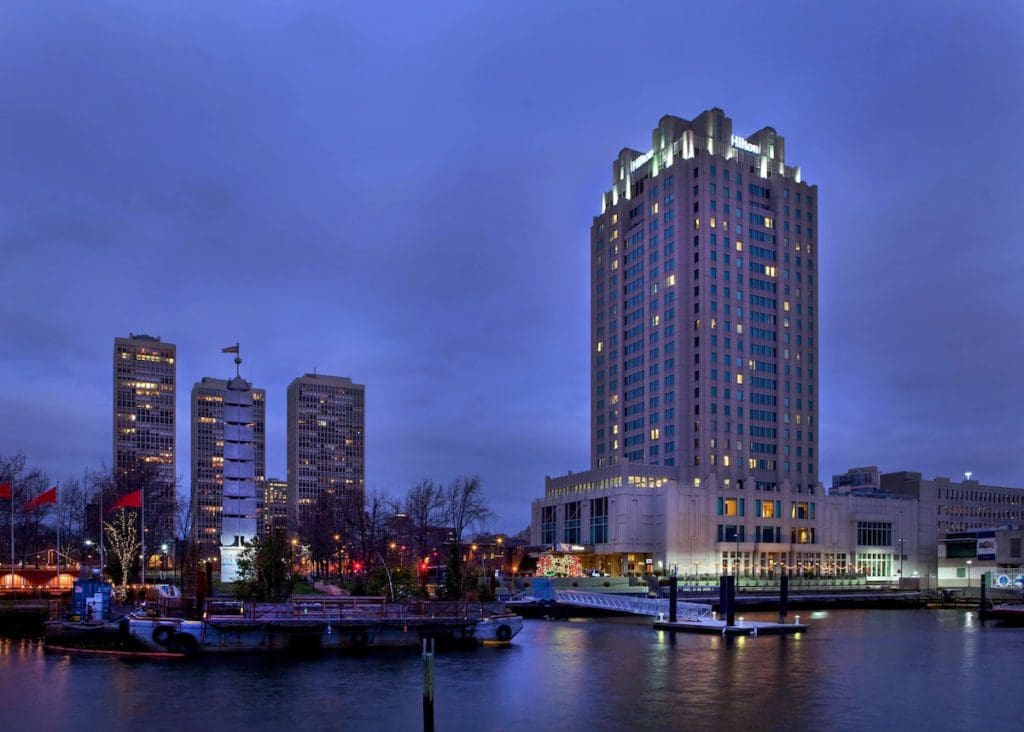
(652, 617, 808, 636)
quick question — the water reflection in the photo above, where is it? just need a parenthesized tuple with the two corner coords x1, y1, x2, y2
(3, 611, 1024, 731)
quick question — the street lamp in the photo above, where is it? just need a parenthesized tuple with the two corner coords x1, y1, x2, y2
(897, 538, 906, 580)
(966, 560, 972, 591)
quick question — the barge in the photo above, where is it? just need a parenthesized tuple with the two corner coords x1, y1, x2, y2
(128, 596, 523, 656)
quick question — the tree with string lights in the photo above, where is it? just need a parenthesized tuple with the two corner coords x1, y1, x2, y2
(104, 508, 140, 589)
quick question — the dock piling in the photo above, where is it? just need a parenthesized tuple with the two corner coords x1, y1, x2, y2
(979, 573, 988, 623)
(422, 637, 435, 732)
(725, 576, 736, 627)
(669, 572, 678, 623)
(779, 575, 789, 624)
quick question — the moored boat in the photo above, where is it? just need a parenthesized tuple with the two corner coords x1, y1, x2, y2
(985, 603, 1024, 626)
(128, 596, 523, 656)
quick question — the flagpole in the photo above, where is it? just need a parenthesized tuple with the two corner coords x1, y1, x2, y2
(99, 483, 105, 575)
(141, 485, 146, 588)
(56, 482, 60, 589)
(9, 488, 14, 588)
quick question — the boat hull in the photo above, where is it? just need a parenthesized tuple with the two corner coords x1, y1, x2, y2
(986, 605, 1024, 627)
(128, 614, 523, 655)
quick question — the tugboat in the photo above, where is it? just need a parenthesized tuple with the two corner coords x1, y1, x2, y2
(127, 596, 523, 657)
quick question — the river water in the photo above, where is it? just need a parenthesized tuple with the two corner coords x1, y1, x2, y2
(1, 609, 1020, 732)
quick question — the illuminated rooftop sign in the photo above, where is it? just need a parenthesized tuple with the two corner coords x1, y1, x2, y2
(731, 135, 761, 155)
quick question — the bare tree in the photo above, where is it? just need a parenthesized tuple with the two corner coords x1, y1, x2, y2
(0, 452, 52, 567)
(174, 489, 194, 590)
(442, 476, 493, 598)
(56, 475, 90, 562)
(404, 478, 444, 563)
(345, 489, 399, 596)
(305, 491, 345, 577)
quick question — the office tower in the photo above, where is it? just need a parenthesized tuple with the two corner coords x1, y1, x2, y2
(262, 478, 288, 537)
(287, 374, 365, 535)
(591, 108, 818, 491)
(113, 334, 176, 545)
(190, 377, 265, 564)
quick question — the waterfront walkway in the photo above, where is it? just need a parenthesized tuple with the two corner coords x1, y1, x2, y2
(553, 590, 712, 620)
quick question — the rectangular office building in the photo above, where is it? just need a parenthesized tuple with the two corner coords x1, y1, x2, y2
(113, 334, 176, 546)
(287, 374, 365, 536)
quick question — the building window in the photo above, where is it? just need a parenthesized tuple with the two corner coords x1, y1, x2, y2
(856, 521, 892, 547)
(791, 527, 815, 544)
(717, 524, 745, 542)
(564, 501, 581, 544)
(756, 499, 780, 518)
(717, 497, 745, 517)
(589, 497, 609, 544)
(791, 501, 815, 520)
(856, 552, 892, 578)
(541, 506, 557, 546)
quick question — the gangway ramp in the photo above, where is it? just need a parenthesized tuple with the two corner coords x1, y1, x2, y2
(554, 590, 712, 621)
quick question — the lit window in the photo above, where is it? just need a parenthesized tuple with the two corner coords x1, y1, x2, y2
(736, 241, 743, 251)
(666, 274, 676, 286)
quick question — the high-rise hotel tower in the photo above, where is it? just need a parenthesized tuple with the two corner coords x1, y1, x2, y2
(591, 108, 818, 491)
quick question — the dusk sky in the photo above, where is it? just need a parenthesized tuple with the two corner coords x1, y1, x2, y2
(1, 2, 1022, 532)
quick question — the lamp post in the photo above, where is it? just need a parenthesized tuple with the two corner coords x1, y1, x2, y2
(83, 540, 94, 571)
(897, 537, 906, 581)
(966, 560, 972, 591)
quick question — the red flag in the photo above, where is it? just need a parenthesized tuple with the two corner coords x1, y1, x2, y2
(0, 482, 10, 501)
(108, 489, 143, 513)
(23, 486, 57, 512)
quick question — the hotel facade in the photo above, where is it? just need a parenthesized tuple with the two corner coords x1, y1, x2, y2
(530, 109, 1024, 588)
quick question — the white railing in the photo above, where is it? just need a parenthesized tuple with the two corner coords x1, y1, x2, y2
(554, 590, 712, 621)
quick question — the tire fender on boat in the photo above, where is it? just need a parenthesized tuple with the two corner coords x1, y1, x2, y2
(151, 625, 175, 646)
(170, 632, 200, 658)
(495, 624, 513, 642)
